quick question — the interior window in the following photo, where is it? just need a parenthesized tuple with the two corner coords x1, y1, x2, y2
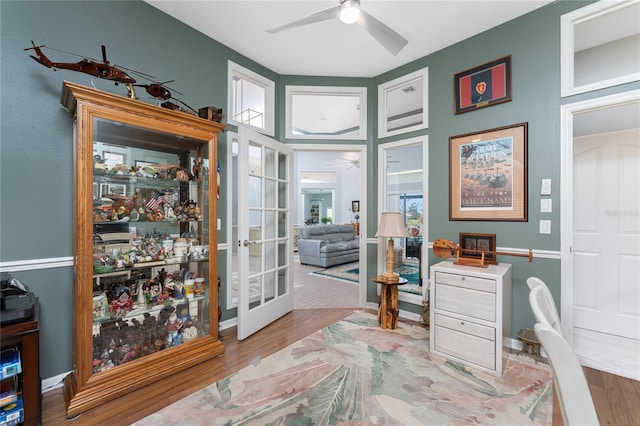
(285, 86, 367, 140)
(227, 61, 275, 136)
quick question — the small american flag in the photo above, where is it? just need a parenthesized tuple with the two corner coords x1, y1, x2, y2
(146, 193, 165, 211)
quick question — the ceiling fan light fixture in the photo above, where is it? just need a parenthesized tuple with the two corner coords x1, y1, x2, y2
(339, 0, 360, 24)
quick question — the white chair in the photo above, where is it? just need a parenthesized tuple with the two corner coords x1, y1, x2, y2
(527, 277, 562, 334)
(534, 323, 600, 426)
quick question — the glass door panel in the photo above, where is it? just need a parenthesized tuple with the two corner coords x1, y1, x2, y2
(237, 126, 293, 340)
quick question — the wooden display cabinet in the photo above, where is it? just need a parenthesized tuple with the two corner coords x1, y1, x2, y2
(60, 81, 225, 417)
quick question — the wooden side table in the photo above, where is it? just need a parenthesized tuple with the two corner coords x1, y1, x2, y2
(372, 276, 407, 329)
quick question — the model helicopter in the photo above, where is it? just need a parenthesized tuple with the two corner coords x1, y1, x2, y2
(133, 80, 198, 114)
(25, 41, 215, 119)
(24, 40, 145, 85)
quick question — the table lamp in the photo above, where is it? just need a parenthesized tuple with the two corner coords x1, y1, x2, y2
(375, 212, 409, 282)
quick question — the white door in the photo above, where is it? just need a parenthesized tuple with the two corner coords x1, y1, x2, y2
(237, 126, 294, 340)
(572, 129, 640, 366)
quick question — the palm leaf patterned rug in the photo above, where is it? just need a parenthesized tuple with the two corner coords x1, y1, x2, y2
(134, 311, 552, 425)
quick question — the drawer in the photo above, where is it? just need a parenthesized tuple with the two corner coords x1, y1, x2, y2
(435, 271, 496, 293)
(435, 314, 495, 341)
(434, 284, 496, 322)
(434, 322, 496, 370)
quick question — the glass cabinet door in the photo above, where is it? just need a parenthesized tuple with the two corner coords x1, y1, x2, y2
(91, 117, 212, 371)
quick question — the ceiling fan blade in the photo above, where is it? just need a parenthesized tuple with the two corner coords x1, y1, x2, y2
(357, 10, 408, 56)
(267, 6, 340, 34)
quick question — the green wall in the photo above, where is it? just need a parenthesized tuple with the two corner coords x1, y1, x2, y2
(0, 0, 279, 381)
(2, 0, 637, 383)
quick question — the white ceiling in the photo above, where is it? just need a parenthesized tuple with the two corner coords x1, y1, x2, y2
(144, 0, 553, 78)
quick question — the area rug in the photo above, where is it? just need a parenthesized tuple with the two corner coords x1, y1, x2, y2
(311, 262, 423, 296)
(133, 311, 552, 425)
(310, 261, 360, 283)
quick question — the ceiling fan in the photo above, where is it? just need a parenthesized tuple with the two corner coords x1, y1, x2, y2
(267, 0, 408, 56)
(325, 158, 360, 170)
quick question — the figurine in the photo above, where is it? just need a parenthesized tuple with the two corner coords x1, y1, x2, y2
(181, 326, 198, 342)
(111, 287, 133, 317)
(166, 311, 183, 346)
(192, 156, 203, 181)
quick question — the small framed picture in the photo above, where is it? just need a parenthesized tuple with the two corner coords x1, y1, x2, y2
(459, 232, 497, 264)
(100, 183, 127, 198)
(103, 151, 126, 170)
(351, 200, 360, 213)
(454, 55, 512, 114)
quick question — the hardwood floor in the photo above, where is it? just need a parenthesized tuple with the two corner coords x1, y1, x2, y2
(41, 256, 639, 426)
(41, 308, 640, 425)
(42, 309, 358, 425)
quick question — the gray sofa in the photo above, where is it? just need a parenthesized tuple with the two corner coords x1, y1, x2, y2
(298, 224, 359, 268)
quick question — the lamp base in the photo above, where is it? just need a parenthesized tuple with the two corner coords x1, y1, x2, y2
(379, 271, 400, 283)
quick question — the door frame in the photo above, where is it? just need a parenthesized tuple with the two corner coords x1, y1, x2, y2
(289, 143, 368, 309)
(560, 89, 640, 343)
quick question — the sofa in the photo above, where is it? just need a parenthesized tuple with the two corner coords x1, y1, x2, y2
(298, 224, 359, 268)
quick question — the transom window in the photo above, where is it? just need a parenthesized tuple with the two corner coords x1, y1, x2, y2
(227, 61, 275, 136)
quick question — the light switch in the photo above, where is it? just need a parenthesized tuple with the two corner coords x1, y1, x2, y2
(541, 199, 552, 212)
(539, 220, 551, 234)
(541, 179, 551, 195)
(217, 218, 222, 230)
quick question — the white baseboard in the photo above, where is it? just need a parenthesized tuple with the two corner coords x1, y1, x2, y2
(42, 372, 69, 393)
(573, 327, 640, 380)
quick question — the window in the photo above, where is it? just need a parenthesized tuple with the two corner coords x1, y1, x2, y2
(227, 61, 275, 136)
(378, 67, 428, 138)
(561, 0, 640, 97)
(285, 86, 367, 140)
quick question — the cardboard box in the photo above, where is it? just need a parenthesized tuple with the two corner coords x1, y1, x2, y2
(0, 396, 23, 426)
(0, 350, 21, 380)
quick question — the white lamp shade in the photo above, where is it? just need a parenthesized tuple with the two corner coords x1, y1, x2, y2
(375, 212, 409, 238)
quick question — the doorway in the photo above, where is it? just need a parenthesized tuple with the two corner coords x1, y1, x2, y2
(291, 145, 367, 309)
(561, 90, 640, 380)
(226, 138, 366, 314)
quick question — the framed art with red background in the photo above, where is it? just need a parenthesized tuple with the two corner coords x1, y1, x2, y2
(454, 55, 512, 114)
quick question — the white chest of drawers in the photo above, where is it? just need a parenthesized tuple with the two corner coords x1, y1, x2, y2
(429, 260, 512, 376)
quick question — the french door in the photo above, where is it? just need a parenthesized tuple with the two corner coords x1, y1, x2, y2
(237, 126, 293, 340)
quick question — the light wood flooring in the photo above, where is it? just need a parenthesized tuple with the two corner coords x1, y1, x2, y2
(40, 263, 639, 425)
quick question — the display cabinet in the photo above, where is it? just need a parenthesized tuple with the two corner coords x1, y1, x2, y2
(60, 81, 225, 417)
